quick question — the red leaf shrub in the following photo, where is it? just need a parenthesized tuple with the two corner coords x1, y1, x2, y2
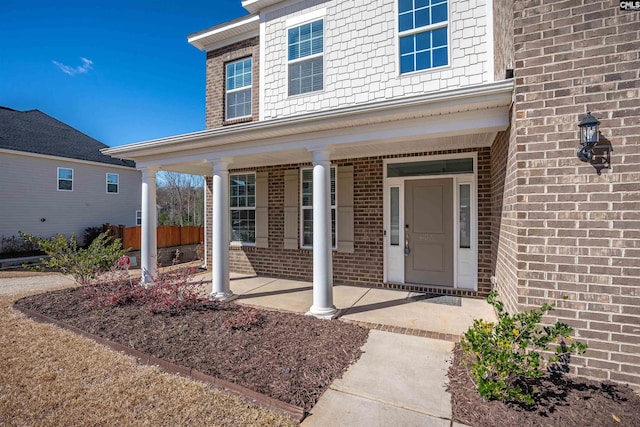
(140, 266, 207, 314)
(223, 306, 264, 331)
(82, 267, 144, 308)
(84, 265, 208, 314)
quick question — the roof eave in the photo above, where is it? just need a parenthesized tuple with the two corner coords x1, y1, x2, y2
(102, 79, 514, 160)
(188, 14, 260, 51)
(242, 0, 285, 13)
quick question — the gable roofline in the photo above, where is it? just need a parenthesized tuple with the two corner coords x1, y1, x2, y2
(188, 14, 259, 51)
(0, 107, 136, 168)
(0, 148, 140, 171)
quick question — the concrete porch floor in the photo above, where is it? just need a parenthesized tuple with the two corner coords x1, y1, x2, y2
(195, 272, 498, 339)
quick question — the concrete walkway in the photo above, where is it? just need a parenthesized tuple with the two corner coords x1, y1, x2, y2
(195, 273, 496, 426)
(304, 331, 456, 426)
(0, 272, 75, 296)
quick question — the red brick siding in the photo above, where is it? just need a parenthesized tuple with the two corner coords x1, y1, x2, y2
(211, 148, 493, 297)
(508, 0, 640, 386)
(205, 37, 260, 129)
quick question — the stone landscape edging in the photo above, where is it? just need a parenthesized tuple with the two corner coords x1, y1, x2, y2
(14, 304, 306, 423)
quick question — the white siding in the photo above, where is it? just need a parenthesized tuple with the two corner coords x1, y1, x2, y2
(0, 152, 141, 240)
(261, 0, 488, 119)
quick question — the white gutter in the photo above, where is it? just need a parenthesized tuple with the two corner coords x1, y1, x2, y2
(103, 79, 513, 158)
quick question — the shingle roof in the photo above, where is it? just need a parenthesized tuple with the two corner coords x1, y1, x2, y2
(0, 106, 135, 167)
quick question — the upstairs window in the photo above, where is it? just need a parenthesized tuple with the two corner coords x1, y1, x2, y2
(226, 57, 252, 120)
(300, 167, 336, 248)
(398, 0, 449, 74)
(230, 173, 256, 244)
(106, 173, 119, 194)
(57, 167, 73, 191)
(288, 19, 323, 96)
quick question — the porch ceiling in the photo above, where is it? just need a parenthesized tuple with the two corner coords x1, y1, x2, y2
(103, 80, 513, 175)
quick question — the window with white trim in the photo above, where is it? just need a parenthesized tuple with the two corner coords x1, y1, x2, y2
(136, 210, 142, 226)
(106, 173, 119, 194)
(288, 19, 323, 96)
(300, 167, 336, 248)
(230, 173, 256, 244)
(57, 167, 73, 191)
(398, 0, 449, 74)
(225, 57, 252, 120)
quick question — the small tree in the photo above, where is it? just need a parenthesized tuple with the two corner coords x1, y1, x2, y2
(19, 231, 126, 285)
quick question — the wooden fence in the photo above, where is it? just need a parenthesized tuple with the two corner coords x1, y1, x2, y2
(106, 225, 204, 251)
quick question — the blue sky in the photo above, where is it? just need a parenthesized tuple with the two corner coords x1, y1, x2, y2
(1, 1, 247, 147)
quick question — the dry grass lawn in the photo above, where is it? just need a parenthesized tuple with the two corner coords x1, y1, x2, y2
(0, 289, 296, 426)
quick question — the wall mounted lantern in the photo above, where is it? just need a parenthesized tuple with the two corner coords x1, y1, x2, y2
(577, 112, 600, 162)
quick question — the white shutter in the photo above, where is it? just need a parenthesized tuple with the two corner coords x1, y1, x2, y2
(337, 165, 354, 253)
(255, 171, 269, 248)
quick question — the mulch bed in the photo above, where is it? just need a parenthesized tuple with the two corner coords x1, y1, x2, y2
(14, 287, 369, 412)
(448, 343, 640, 427)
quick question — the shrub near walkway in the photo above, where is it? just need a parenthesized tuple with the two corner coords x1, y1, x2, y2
(0, 291, 296, 427)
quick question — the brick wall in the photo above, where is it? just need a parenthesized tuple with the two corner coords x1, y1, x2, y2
(205, 37, 260, 129)
(493, 0, 514, 80)
(206, 148, 493, 297)
(503, 0, 640, 386)
(491, 127, 521, 316)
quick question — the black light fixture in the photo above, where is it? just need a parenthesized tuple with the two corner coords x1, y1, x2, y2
(577, 112, 600, 162)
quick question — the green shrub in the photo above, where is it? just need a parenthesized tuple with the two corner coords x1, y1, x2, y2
(460, 291, 587, 404)
(19, 231, 126, 285)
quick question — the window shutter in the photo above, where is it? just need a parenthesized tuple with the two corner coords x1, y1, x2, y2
(255, 171, 269, 248)
(283, 169, 299, 249)
(337, 165, 354, 253)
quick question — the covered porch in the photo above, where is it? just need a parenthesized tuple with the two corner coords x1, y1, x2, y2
(199, 271, 498, 339)
(102, 80, 513, 319)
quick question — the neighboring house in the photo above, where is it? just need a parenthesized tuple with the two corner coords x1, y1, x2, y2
(0, 107, 141, 242)
(103, 1, 640, 387)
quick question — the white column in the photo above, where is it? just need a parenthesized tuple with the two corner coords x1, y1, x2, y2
(307, 150, 340, 319)
(210, 159, 237, 302)
(140, 167, 158, 284)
